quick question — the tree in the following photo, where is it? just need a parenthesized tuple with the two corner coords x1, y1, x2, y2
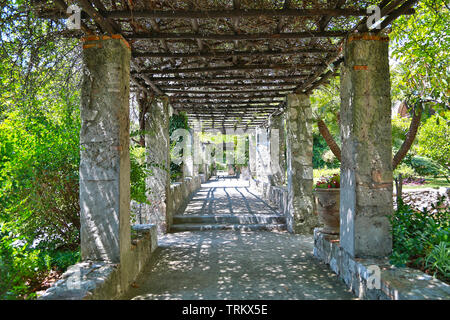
(416, 112, 450, 182)
(390, 0, 449, 112)
(312, 1, 449, 170)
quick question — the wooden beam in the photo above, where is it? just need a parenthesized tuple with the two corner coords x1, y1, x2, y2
(180, 108, 279, 112)
(175, 104, 279, 109)
(138, 64, 323, 75)
(78, 0, 115, 34)
(131, 62, 165, 96)
(53, 0, 93, 34)
(126, 31, 348, 41)
(104, 8, 415, 19)
(165, 88, 293, 94)
(132, 48, 335, 58)
(159, 83, 299, 88)
(149, 75, 310, 82)
(357, 0, 402, 32)
(172, 101, 282, 106)
(170, 95, 286, 102)
(377, 0, 419, 31)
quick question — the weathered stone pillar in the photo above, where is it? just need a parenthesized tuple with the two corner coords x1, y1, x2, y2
(183, 129, 194, 178)
(145, 97, 170, 234)
(79, 35, 131, 263)
(193, 122, 202, 175)
(286, 93, 318, 234)
(255, 127, 270, 182)
(248, 131, 257, 176)
(340, 33, 393, 258)
(269, 113, 286, 186)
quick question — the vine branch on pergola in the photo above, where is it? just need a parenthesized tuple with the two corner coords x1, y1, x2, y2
(317, 102, 423, 170)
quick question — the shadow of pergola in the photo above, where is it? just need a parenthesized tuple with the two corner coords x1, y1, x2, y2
(120, 231, 356, 300)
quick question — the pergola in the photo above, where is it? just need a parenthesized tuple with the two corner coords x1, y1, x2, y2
(34, 0, 416, 130)
(33, 0, 419, 299)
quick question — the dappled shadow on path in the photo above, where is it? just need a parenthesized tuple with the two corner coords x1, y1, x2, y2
(120, 231, 356, 300)
(183, 178, 280, 216)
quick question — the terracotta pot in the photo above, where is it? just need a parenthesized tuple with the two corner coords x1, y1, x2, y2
(314, 188, 340, 235)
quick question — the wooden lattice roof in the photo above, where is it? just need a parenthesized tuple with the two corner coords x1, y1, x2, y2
(33, 0, 417, 130)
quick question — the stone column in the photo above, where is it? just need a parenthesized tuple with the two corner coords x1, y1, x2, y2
(183, 129, 194, 178)
(255, 127, 270, 183)
(79, 35, 131, 263)
(286, 93, 318, 234)
(340, 33, 393, 258)
(248, 132, 257, 176)
(145, 97, 170, 234)
(193, 123, 202, 176)
(269, 113, 286, 186)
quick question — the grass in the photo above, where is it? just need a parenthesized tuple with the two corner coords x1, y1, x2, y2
(402, 177, 450, 190)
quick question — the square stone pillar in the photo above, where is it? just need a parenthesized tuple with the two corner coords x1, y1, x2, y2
(145, 98, 170, 234)
(255, 127, 270, 183)
(340, 33, 393, 258)
(286, 94, 318, 234)
(183, 129, 194, 178)
(248, 132, 257, 176)
(79, 35, 131, 263)
(269, 113, 286, 186)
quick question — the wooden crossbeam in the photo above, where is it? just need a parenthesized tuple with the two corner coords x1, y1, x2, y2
(126, 31, 348, 41)
(132, 48, 335, 58)
(377, 0, 419, 31)
(186, 109, 274, 112)
(165, 88, 293, 94)
(149, 75, 310, 82)
(104, 8, 415, 19)
(138, 64, 323, 75)
(159, 83, 299, 88)
(174, 105, 280, 109)
(172, 101, 282, 106)
(170, 94, 286, 101)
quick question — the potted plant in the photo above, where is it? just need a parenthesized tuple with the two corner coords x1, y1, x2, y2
(314, 174, 340, 235)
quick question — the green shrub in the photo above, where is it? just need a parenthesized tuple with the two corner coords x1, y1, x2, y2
(393, 163, 416, 179)
(0, 111, 80, 251)
(405, 155, 441, 177)
(0, 224, 81, 299)
(130, 146, 152, 204)
(0, 227, 48, 299)
(425, 242, 450, 279)
(169, 113, 189, 182)
(416, 111, 450, 181)
(390, 197, 449, 283)
(47, 250, 80, 272)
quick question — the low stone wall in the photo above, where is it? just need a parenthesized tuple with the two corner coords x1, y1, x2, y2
(39, 224, 158, 300)
(249, 179, 293, 232)
(394, 187, 450, 213)
(314, 229, 450, 300)
(132, 173, 209, 234)
(166, 174, 209, 232)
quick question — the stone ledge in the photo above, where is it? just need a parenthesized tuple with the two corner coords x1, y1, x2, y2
(313, 228, 450, 300)
(39, 224, 158, 300)
(38, 261, 119, 300)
